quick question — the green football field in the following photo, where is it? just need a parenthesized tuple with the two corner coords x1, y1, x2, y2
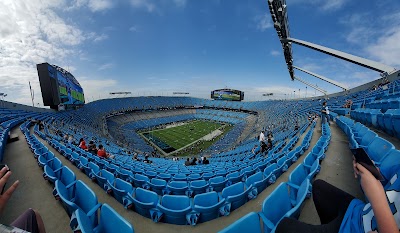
(146, 120, 222, 150)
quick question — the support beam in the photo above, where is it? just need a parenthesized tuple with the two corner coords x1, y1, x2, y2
(293, 76, 327, 95)
(293, 66, 348, 91)
(282, 38, 396, 74)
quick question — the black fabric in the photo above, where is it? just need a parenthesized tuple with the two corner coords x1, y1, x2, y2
(275, 179, 355, 233)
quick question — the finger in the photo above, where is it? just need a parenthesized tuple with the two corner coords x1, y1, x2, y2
(0, 170, 12, 190)
(355, 163, 369, 174)
(2, 180, 19, 201)
(0, 167, 8, 180)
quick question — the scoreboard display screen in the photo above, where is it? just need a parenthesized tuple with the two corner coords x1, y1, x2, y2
(211, 89, 244, 101)
(37, 63, 85, 110)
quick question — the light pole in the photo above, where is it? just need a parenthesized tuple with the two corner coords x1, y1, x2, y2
(305, 86, 307, 98)
(293, 91, 296, 100)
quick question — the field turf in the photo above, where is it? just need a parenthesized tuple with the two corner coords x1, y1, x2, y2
(146, 120, 222, 150)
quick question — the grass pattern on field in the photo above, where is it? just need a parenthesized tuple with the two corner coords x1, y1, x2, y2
(147, 120, 222, 149)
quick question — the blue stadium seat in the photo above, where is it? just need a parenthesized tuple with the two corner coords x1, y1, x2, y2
(131, 174, 150, 188)
(221, 182, 251, 212)
(226, 171, 244, 186)
(110, 178, 135, 209)
(44, 164, 75, 186)
(173, 173, 187, 181)
(193, 191, 227, 223)
(157, 173, 172, 182)
(37, 151, 55, 168)
(288, 163, 318, 204)
(131, 188, 159, 218)
(56, 180, 101, 226)
(77, 156, 89, 172)
(147, 178, 167, 195)
(364, 137, 394, 164)
(188, 173, 202, 181)
(218, 212, 261, 233)
(209, 176, 228, 192)
(167, 181, 189, 196)
(189, 179, 209, 196)
(69, 152, 80, 166)
(202, 172, 215, 181)
(93, 169, 115, 193)
(72, 204, 134, 233)
(152, 195, 194, 225)
(259, 181, 310, 233)
(245, 171, 268, 199)
(263, 163, 281, 184)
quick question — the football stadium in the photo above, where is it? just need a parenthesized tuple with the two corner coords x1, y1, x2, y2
(1, 0, 400, 232)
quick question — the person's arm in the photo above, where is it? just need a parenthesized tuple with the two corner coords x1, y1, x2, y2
(354, 162, 398, 233)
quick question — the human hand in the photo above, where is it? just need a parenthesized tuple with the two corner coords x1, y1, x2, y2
(0, 167, 19, 215)
(354, 162, 383, 200)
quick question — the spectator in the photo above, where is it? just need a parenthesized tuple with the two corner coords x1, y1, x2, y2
(321, 101, 330, 125)
(190, 158, 197, 166)
(275, 159, 399, 232)
(87, 141, 97, 154)
(203, 157, 209, 164)
(78, 138, 87, 150)
(0, 167, 46, 233)
(67, 135, 74, 145)
(185, 158, 191, 166)
(97, 144, 114, 159)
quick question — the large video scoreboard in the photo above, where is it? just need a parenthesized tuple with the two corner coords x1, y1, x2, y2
(211, 89, 244, 101)
(37, 63, 85, 110)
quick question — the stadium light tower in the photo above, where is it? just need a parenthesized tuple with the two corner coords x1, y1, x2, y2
(268, 0, 398, 94)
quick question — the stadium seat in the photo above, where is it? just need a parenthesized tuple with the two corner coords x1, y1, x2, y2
(364, 137, 394, 164)
(189, 179, 209, 196)
(193, 191, 228, 223)
(288, 163, 319, 203)
(209, 176, 228, 192)
(77, 156, 89, 172)
(221, 182, 251, 212)
(259, 181, 310, 233)
(188, 173, 202, 181)
(202, 172, 215, 181)
(44, 164, 75, 186)
(56, 180, 101, 226)
(72, 204, 134, 233)
(218, 212, 261, 233)
(110, 178, 135, 209)
(37, 151, 55, 168)
(245, 171, 268, 199)
(152, 195, 194, 225)
(85, 162, 100, 181)
(147, 178, 167, 195)
(69, 152, 80, 166)
(173, 174, 187, 181)
(93, 169, 115, 193)
(131, 174, 150, 188)
(131, 188, 159, 218)
(167, 181, 189, 196)
(226, 171, 244, 186)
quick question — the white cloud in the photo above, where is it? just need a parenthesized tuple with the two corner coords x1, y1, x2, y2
(320, 0, 348, 11)
(88, 0, 113, 12)
(270, 50, 280, 56)
(98, 63, 115, 70)
(0, 0, 105, 105)
(255, 13, 272, 32)
(365, 28, 400, 67)
(130, 0, 156, 12)
(93, 34, 109, 42)
(129, 26, 138, 32)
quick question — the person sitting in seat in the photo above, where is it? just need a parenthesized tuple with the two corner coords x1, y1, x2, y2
(87, 141, 97, 155)
(78, 138, 87, 150)
(97, 144, 114, 159)
(191, 158, 197, 166)
(185, 158, 191, 166)
(203, 157, 209, 165)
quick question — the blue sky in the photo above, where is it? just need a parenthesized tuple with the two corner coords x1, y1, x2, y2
(0, 0, 399, 106)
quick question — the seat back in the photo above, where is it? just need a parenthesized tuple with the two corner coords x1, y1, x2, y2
(60, 166, 76, 186)
(75, 181, 99, 214)
(101, 169, 115, 183)
(222, 182, 245, 198)
(190, 179, 207, 188)
(49, 157, 62, 170)
(367, 137, 394, 162)
(89, 162, 100, 173)
(169, 181, 188, 188)
(151, 178, 167, 186)
(135, 188, 159, 204)
(209, 176, 224, 184)
(98, 204, 134, 233)
(161, 195, 190, 210)
(245, 171, 263, 187)
(261, 183, 291, 226)
(193, 191, 218, 207)
(219, 212, 261, 233)
(360, 130, 377, 147)
(115, 178, 134, 193)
